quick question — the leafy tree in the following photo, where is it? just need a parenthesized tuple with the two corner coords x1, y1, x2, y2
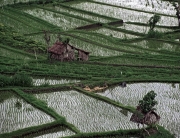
(172, 2, 180, 27)
(138, 91, 158, 114)
(148, 14, 161, 30)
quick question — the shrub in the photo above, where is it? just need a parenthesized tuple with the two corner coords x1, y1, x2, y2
(11, 72, 33, 87)
(0, 74, 11, 87)
(146, 30, 163, 39)
(139, 91, 158, 113)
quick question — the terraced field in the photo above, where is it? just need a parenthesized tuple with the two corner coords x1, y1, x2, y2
(0, 0, 180, 138)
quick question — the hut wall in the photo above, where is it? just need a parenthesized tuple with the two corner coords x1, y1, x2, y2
(78, 50, 89, 61)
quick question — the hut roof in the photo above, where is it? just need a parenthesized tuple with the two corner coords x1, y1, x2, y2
(48, 41, 90, 55)
(48, 41, 65, 55)
(130, 106, 160, 125)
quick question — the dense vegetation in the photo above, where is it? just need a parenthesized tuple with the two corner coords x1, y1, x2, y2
(0, 0, 179, 137)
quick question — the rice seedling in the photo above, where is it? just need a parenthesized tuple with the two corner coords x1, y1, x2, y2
(0, 92, 54, 134)
(32, 78, 80, 86)
(68, 36, 123, 56)
(130, 40, 180, 52)
(91, 28, 139, 39)
(70, 2, 177, 26)
(23, 8, 91, 30)
(34, 90, 138, 132)
(93, 0, 177, 16)
(52, 6, 112, 23)
(98, 83, 180, 137)
(26, 33, 58, 47)
(96, 55, 178, 67)
(67, 31, 159, 55)
(0, 14, 36, 34)
(0, 47, 31, 60)
(0, 0, 37, 6)
(0, 1, 179, 137)
(26, 32, 124, 56)
(33, 129, 75, 138)
(118, 23, 173, 34)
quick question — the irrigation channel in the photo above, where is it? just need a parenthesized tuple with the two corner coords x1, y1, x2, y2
(0, 0, 180, 138)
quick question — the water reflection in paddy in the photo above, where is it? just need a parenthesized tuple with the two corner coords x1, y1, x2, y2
(33, 78, 80, 86)
(97, 83, 180, 137)
(0, 92, 54, 134)
(34, 90, 138, 132)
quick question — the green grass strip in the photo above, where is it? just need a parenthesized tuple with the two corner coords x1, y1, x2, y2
(56, 31, 140, 54)
(62, 125, 174, 138)
(0, 121, 67, 138)
(0, 10, 38, 30)
(0, 44, 45, 60)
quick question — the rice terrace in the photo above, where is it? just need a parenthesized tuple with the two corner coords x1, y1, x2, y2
(0, 0, 180, 137)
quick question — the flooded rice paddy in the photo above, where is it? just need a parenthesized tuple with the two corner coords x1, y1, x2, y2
(97, 83, 180, 137)
(34, 90, 138, 132)
(34, 130, 74, 138)
(53, 6, 112, 23)
(93, 0, 177, 15)
(68, 37, 124, 56)
(118, 23, 173, 34)
(91, 28, 139, 39)
(0, 91, 54, 134)
(24, 8, 91, 30)
(30, 126, 75, 138)
(33, 78, 80, 86)
(70, 2, 177, 26)
(1, 0, 180, 137)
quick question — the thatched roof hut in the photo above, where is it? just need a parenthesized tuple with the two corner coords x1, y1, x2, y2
(48, 41, 89, 61)
(78, 49, 90, 61)
(130, 106, 160, 126)
(48, 41, 75, 61)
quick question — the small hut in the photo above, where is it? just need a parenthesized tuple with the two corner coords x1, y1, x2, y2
(130, 106, 160, 135)
(48, 41, 75, 61)
(48, 40, 90, 62)
(77, 49, 90, 61)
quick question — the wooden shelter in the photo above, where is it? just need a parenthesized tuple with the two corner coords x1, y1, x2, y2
(48, 41, 89, 61)
(77, 49, 90, 61)
(130, 106, 160, 135)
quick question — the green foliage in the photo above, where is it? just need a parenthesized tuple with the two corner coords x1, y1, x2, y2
(0, 91, 12, 103)
(15, 100, 22, 109)
(146, 30, 163, 39)
(0, 74, 11, 87)
(11, 72, 33, 87)
(148, 14, 161, 30)
(139, 91, 158, 113)
(0, 23, 46, 53)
